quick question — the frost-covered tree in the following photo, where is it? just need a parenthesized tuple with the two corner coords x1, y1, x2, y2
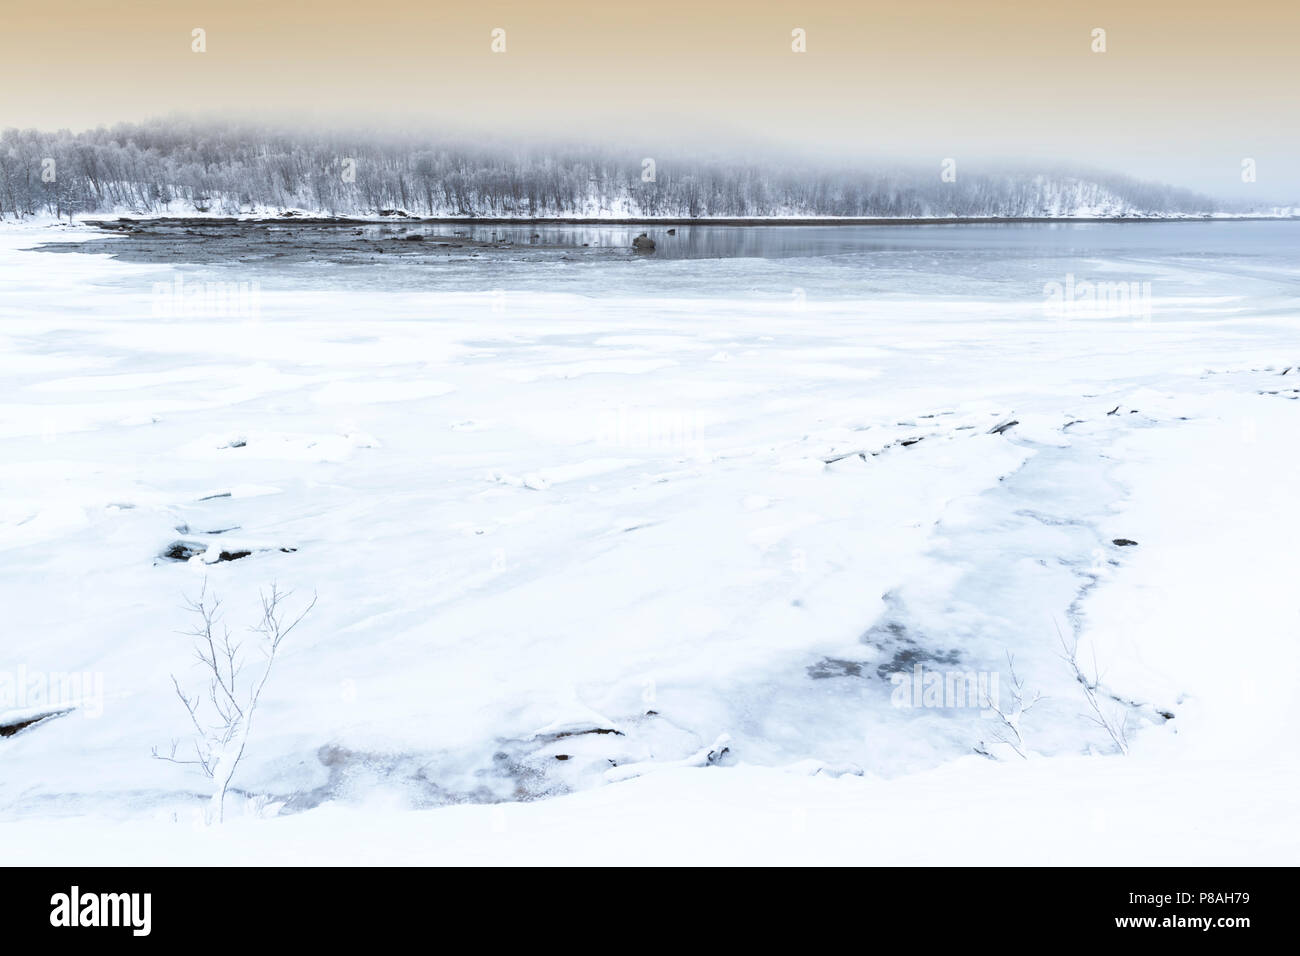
(0, 118, 1246, 220)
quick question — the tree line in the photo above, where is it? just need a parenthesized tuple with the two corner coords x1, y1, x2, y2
(0, 118, 1225, 220)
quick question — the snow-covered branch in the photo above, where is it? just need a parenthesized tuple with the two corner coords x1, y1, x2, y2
(980, 651, 1042, 760)
(1056, 622, 1131, 755)
(153, 581, 316, 822)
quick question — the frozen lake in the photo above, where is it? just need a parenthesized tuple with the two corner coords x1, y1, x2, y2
(2, 219, 1298, 861)
(435, 218, 1300, 261)
(42, 218, 1300, 296)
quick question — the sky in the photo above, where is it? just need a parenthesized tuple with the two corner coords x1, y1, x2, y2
(2, 0, 1297, 199)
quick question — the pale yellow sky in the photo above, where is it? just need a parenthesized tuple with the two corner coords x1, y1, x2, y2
(2, 1, 1297, 196)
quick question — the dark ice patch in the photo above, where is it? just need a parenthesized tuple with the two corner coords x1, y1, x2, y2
(806, 657, 868, 680)
(875, 644, 961, 680)
(859, 618, 961, 679)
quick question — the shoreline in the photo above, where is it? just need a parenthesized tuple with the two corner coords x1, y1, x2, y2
(64, 213, 1300, 229)
(25, 212, 1300, 269)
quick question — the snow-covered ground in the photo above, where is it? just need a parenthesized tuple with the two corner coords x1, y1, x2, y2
(1, 220, 1297, 863)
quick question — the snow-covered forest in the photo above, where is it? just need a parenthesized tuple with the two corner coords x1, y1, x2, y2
(0, 119, 1230, 220)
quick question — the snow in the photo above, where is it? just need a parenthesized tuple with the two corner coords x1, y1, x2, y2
(3, 754, 1294, 865)
(1, 220, 1298, 863)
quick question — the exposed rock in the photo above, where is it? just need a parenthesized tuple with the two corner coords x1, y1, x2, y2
(161, 540, 205, 561)
(161, 540, 295, 563)
(1, 710, 68, 737)
(632, 233, 655, 253)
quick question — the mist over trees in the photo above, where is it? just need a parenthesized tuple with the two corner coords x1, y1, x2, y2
(0, 119, 1229, 220)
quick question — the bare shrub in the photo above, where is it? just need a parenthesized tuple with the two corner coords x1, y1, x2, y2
(979, 651, 1042, 759)
(1056, 622, 1131, 755)
(153, 581, 315, 822)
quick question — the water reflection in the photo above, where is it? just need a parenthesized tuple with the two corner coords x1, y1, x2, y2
(364, 219, 1300, 261)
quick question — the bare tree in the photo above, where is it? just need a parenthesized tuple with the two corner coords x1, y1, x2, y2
(154, 581, 315, 822)
(980, 650, 1042, 759)
(1056, 621, 1130, 755)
